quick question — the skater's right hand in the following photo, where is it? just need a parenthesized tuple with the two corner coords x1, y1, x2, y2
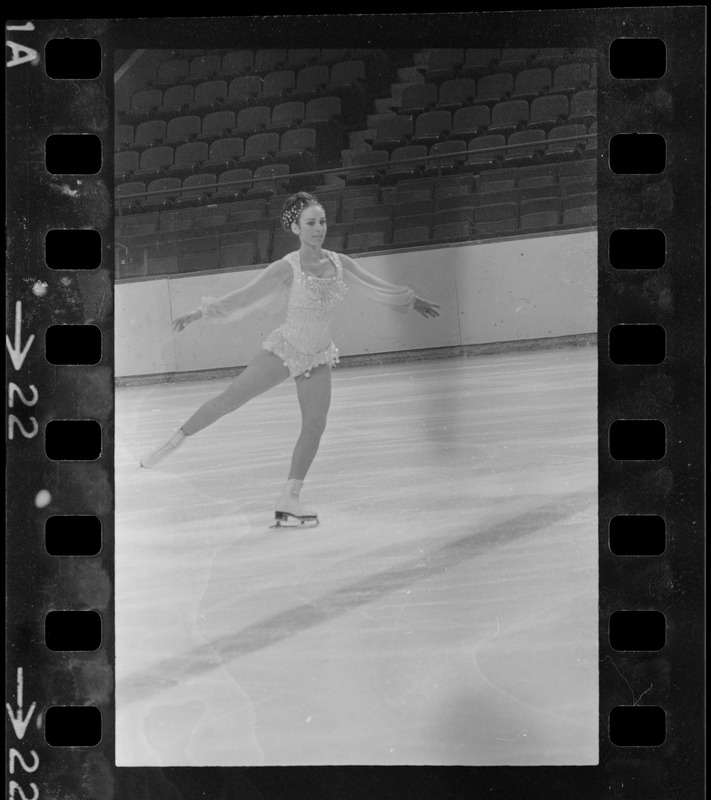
(172, 310, 202, 332)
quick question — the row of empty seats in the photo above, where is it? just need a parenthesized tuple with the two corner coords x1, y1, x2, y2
(117, 160, 595, 231)
(116, 97, 342, 152)
(396, 65, 596, 117)
(116, 160, 596, 278)
(117, 49, 386, 99)
(119, 47, 595, 103)
(115, 122, 596, 209)
(121, 61, 368, 124)
(116, 129, 319, 185)
(121, 61, 595, 130)
(116, 196, 596, 280)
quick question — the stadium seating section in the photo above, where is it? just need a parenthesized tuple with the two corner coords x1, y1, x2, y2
(115, 47, 597, 278)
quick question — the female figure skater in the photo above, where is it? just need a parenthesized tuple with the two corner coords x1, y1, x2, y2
(140, 192, 440, 527)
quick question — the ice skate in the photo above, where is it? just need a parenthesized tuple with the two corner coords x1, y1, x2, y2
(271, 491, 319, 528)
(139, 429, 185, 469)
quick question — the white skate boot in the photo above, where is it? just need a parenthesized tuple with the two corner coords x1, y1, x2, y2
(272, 479, 319, 528)
(139, 429, 186, 469)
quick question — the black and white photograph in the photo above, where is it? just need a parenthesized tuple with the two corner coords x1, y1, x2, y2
(112, 39, 600, 767)
(5, 9, 707, 800)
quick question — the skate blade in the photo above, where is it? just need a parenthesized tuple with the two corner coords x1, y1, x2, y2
(270, 512, 319, 529)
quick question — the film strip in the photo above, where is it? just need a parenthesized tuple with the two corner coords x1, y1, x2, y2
(5, 13, 704, 799)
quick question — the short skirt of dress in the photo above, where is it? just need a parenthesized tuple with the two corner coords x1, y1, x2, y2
(262, 329, 340, 378)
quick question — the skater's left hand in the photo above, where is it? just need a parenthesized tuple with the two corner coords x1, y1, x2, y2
(413, 297, 441, 318)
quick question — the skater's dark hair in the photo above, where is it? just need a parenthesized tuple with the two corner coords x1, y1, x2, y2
(281, 192, 322, 232)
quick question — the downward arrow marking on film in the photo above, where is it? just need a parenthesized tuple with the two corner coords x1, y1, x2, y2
(6, 301, 35, 371)
(6, 668, 36, 740)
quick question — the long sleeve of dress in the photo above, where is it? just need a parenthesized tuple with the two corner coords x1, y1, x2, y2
(199, 259, 293, 323)
(340, 255, 416, 313)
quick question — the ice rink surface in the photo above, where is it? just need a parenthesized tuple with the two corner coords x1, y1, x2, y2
(115, 345, 598, 766)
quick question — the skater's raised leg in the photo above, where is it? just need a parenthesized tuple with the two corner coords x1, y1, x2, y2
(140, 350, 289, 468)
(274, 363, 331, 525)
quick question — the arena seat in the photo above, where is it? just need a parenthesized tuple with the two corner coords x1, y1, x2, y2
(211, 168, 254, 203)
(198, 111, 236, 144)
(464, 134, 506, 172)
(267, 101, 306, 134)
(164, 115, 202, 147)
(238, 132, 280, 171)
(254, 49, 287, 75)
(433, 221, 470, 241)
(131, 120, 166, 152)
(257, 70, 296, 106)
(498, 48, 537, 74)
(423, 49, 464, 83)
(462, 48, 501, 79)
(518, 163, 557, 188)
(219, 240, 257, 269)
(520, 210, 561, 230)
(474, 202, 519, 234)
(475, 73, 514, 106)
(384, 145, 429, 184)
(179, 235, 221, 272)
(156, 84, 194, 120)
(544, 124, 588, 161)
(436, 78, 478, 112)
(285, 49, 321, 70)
(568, 89, 597, 125)
(274, 127, 316, 173)
(511, 68, 552, 102)
(166, 142, 208, 180)
(202, 137, 244, 173)
(557, 158, 596, 182)
(186, 54, 221, 85)
(246, 164, 291, 199)
(345, 150, 389, 186)
(489, 99, 530, 137)
(372, 115, 414, 153)
(503, 129, 546, 167)
(392, 226, 432, 246)
(560, 176, 596, 197)
(527, 94, 570, 133)
(174, 173, 217, 208)
(189, 80, 228, 115)
(233, 106, 271, 138)
(519, 181, 561, 202)
(562, 205, 597, 226)
(133, 146, 174, 182)
(450, 105, 490, 139)
(411, 110, 452, 147)
(116, 181, 146, 213)
(139, 178, 182, 213)
(125, 88, 163, 124)
(220, 51, 254, 79)
(422, 140, 467, 177)
(398, 83, 438, 116)
(115, 124, 134, 151)
(227, 76, 263, 110)
(520, 196, 562, 221)
(156, 59, 189, 89)
(552, 62, 592, 95)
(531, 49, 568, 70)
(346, 231, 387, 252)
(115, 151, 139, 183)
(291, 65, 330, 102)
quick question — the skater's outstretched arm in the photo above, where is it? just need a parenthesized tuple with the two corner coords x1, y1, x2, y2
(172, 259, 293, 332)
(340, 254, 440, 317)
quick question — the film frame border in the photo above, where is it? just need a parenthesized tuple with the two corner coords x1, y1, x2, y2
(4, 11, 705, 799)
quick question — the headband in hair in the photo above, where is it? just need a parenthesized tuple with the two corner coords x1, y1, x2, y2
(282, 197, 311, 230)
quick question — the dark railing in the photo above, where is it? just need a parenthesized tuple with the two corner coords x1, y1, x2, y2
(116, 133, 597, 210)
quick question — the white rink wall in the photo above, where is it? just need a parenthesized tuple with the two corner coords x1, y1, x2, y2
(115, 231, 597, 378)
